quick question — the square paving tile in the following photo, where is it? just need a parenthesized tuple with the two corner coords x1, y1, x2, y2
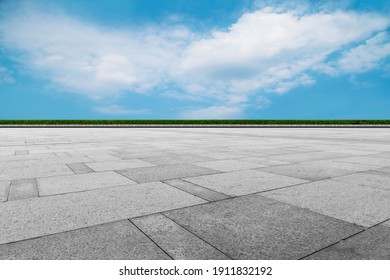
(183, 170, 307, 196)
(37, 171, 136, 196)
(194, 159, 266, 172)
(132, 214, 230, 260)
(118, 164, 219, 183)
(67, 163, 94, 174)
(0, 220, 170, 260)
(164, 195, 362, 259)
(8, 179, 38, 201)
(261, 180, 390, 227)
(0, 182, 205, 244)
(304, 225, 390, 260)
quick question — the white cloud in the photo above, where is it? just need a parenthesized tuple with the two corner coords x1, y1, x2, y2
(0, 66, 14, 84)
(177, 9, 389, 96)
(180, 105, 244, 119)
(95, 105, 147, 115)
(1, 3, 390, 115)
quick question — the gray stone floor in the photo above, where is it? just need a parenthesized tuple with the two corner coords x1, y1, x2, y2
(0, 128, 389, 260)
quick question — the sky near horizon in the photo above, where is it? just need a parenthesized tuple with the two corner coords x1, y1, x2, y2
(0, 0, 389, 119)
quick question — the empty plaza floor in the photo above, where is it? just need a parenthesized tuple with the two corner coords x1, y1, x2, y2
(0, 127, 389, 260)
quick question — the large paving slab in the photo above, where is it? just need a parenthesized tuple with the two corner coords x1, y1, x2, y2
(335, 156, 390, 167)
(194, 159, 266, 172)
(0, 181, 10, 202)
(164, 179, 231, 202)
(260, 180, 390, 227)
(132, 214, 230, 260)
(164, 195, 362, 259)
(118, 164, 219, 183)
(0, 182, 206, 244)
(36, 171, 136, 196)
(332, 172, 390, 191)
(304, 225, 390, 260)
(259, 164, 355, 181)
(141, 154, 213, 165)
(0, 220, 170, 260)
(85, 159, 155, 172)
(183, 170, 307, 196)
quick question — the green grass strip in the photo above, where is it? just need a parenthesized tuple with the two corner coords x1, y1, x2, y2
(0, 120, 390, 125)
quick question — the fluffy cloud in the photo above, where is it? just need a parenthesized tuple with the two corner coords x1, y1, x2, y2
(1, 3, 390, 118)
(178, 9, 389, 96)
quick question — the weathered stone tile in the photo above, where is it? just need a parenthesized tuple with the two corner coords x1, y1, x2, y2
(335, 156, 390, 167)
(184, 170, 307, 196)
(239, 157, 291, 166)
(304, 225, 390, 260)
(86, 159, 154, 172)
(164, 179, 230, 201)
(298, 159, 377, 171)
(261, 180, 390, 227)
(333, 172, 390, 191)
(259, 164, 355, 181)
(165, 195, 362, 259)
(37, 171, 135, 196)
(0, 182, 206, 244)
(86, 154, 121, 161)
(67, 163, 94, 174)
(194, 159, 265, 172)
(0, 164, 74, 181)
(0, 181, 10, 202)
(267, 152, 348, 163)
(15, 150, 29, 155)
(132, 214, 230, 260)
(118, 164, 219, 183)
(141, 154, 212, 165)
(0, 220, 170, 260)
(8, 179, 38, 201)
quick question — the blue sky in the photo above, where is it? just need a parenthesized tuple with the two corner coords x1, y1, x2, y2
(0, 0, 389, 119)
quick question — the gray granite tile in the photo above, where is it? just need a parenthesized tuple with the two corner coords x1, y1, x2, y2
(67, 163, 94, 174)
(8, 179, 38, 201)
(184, 170, 307, 196)
(194, 159, 266, 172)
(37, 171, 136, 196)
(118, 164, 219, 183)
(304, 225, 390, 260)
(0, 220, 170, 260)
(86, 159, 155, 172)
(0, 182, 206, 244)
(335, 156, 390, 167)
(0, 164, 74, 181)
(164, 179, 230, 202)
(132, 214, 230, 260)
(261, 180, 390, 227)
(333, 172, 390, 191)
(15, 150, 29, 155)
(297, 160, 377, 171)
(0, 181, 10, 202)
(259, 164, 355, 181)
(141, 154, 212, 165)
(165, 195, 362, 259)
